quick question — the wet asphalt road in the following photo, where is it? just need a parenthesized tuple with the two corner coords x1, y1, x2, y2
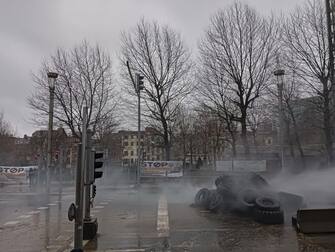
(0, 184, 75, 252)
(1, 176, 335, 252)
(85, 179, 335, 252)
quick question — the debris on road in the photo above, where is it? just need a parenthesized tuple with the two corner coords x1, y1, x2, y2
(194, 172, 285, 225)
(293, 208, 335, 233)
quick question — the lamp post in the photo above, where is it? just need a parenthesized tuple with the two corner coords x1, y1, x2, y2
(135, 73, 144, 186)
(274, 69, 285, 171)
(46, 72, 58, 194)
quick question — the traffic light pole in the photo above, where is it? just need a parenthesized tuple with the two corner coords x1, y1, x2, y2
(74, 143, 84, 250)
(84, 130, 93, 220)
(74, 106, 88, 250)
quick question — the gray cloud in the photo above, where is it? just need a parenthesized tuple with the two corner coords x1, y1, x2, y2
(0, 0, 305, 136)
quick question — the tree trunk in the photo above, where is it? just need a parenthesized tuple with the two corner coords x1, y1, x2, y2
(323, 95, 333, 165)
(241, 110, 250, 155)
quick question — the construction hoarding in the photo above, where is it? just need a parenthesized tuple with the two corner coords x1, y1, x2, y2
(216, 160, 266, 172)
(141, 161, 183, 177)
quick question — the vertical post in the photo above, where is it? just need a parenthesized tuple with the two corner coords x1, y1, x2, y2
(46, 86, 54, 194)
(84, 130, 93, 220)
(46, 72, 58, 194)
(325, 0, 334, 86)
(74, 143, 83, 249)
(74, 106, 88, 250)
(274, 69, 285, 171)
(58, 146, 64, 194)
(136, 74, 141, 186)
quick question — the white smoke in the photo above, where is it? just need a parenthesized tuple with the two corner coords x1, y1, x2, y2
(268, 168, 335, 208)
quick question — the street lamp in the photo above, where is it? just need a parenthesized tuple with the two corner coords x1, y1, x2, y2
(46, 72, 58, 194)
(135, 73, 144, 186)
(274, 69, 285, 171)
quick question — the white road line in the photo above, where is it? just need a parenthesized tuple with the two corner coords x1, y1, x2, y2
(48, 203, 57, 206)
(17, 215, 32, 219)
(3, 221, 20, 226)
(37, 206, 49, 210)
(157, 195, 169, 237)
(94, 205, 105, 209)
(27, 211, 40, 215)
(99, 202, 109, 205)
(104, 249, 146, 252)
(46, 245, 61, 249)
(91, 210, 100, 214)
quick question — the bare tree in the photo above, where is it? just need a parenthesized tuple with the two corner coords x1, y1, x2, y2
(0, 111, 16, 165)
(283, 0, 334, 163)
(28, 41, 118, 139)
(120, 19, 193, 160)
(247, 100, 272, 152)
(0, 111, 15, 137)
(199, 2, 278, 154)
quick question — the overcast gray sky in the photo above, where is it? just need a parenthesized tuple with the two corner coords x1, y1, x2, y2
(0, 0, 305, 136)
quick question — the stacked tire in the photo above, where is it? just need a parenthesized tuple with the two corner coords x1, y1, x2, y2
(194, 173, 284, 225)
(194, 188, 211, 208)
(252, 196, 284, 224)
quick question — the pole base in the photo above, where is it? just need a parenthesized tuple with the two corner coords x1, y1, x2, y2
(83, 217, 98, 240)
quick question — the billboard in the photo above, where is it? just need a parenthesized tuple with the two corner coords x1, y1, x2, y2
(141, 161, 183, 177)
(0, 166, 38, 180)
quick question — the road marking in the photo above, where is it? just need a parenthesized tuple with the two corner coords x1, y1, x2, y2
(48, 203, 57, 206)
(99, 202, 109, 205)
(157, 195, 169, 237)
(94, 205, 105, 209)
(91, 210, 100, 214)
(3, 221, 20, 226)
(69, 239, 89, 248)
(17, 215, 32, 219)
(37, 206, 49, 210)
(104, 249, 146, 252)
(27, 211, 40, 215)
(46, 245, 61, 249)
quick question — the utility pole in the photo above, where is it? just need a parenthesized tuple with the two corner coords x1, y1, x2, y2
(274, 69, 285, 171)
(325, 0, 335, 83)
(73, 106, 88, 250)
(325, 0, 335, 166)
(135, 73, 144, 186)
(46, 72, 58, 194)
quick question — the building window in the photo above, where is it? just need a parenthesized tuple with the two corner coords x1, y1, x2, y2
(124, 141, 128, 146)
(131, 151, 134, 156)
(124, 135, 128, 139)
(131, 135, 134, 139)
(124, 151, 128, 156)
(131, 142, 134, 146)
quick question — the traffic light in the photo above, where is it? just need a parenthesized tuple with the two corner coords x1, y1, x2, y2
(94, 151, 104, 179)
(136, 73, 144, 91)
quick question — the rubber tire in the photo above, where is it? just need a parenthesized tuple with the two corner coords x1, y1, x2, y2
(249, 173, 269, 188)
(235, 189, 258, 213)
(207, 190, 224, 212)
(253, 209, 284, 225)
(215, 175, 234, 191)
(195, 188, 211, 207)
(255, 196, 281, 211)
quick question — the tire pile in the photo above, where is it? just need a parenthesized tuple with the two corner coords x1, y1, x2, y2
(194, 173, 284, 225)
